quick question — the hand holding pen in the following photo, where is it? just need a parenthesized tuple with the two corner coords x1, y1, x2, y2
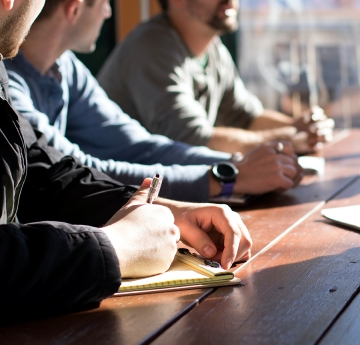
(103, 176, 179, 278)
(147, 174, 163, 204)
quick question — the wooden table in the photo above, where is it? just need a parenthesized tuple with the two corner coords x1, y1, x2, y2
(1, 129, 360, 345)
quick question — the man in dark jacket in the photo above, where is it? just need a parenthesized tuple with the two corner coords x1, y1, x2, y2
(0, 0, 252, 322)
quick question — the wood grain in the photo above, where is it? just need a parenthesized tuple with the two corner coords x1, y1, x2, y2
(1, 130, 359, 344)
(319, 293, 360, 345)
(152, 171, 360, 344)
(233, 129, 360, 264)
(0, 289, 212, 345)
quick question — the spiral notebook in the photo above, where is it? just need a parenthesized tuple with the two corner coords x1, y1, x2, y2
(116, 248, 241, 296)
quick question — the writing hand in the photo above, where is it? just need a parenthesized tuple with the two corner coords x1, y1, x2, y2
(102, 178, 180, 278)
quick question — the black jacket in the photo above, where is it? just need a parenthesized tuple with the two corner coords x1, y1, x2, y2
(0, 62, 136, 322)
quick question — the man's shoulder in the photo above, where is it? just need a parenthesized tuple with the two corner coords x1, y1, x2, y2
(121, 14, 181, 52)
(0, 62, 10, 101)
(209, 37, 235, 63)
(58, 50, 93, 81)
(128, 14, 171, 38)
(0, 61, 8, 85)
(58, 50, 83, 69)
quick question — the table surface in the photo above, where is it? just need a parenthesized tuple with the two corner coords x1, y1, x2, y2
(1, 129, 360, 345)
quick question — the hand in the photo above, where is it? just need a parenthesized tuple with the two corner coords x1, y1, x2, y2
(293, 106, 334, 154)
(157, 200, 252, 269)
(234, 141, 303, 194)
(102, 179, 180, 278)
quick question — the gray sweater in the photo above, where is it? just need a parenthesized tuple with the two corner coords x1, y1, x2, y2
(98, 14, 264, 147)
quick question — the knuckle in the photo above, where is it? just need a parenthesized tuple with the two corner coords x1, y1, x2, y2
(246, 236, 253, 249)
(217, 204, 232, 215)
(170, 224, 180, 237)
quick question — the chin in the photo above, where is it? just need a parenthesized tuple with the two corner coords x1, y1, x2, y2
(1, 44, 21, 60)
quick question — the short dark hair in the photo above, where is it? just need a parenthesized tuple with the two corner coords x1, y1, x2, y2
(157, 0, 168, 12)
(37, 0, 96, 21)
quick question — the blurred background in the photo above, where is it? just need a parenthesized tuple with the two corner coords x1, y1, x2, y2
(78, 0, 360, 129)
(239, 0, 360, 128)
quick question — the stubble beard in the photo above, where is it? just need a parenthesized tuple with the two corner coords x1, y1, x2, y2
(207, 14, 239, 34)
(0, 0, 32, 59)
(187, 0, 239, 34)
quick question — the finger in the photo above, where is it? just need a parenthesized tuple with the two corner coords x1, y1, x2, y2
(307, 128, 333, 146)
(310, 105, 326, 122)
(220, 211, 251, 269)
(279, 141, 295, 157)
(316, 127, 333, 138)
(122, 178, 152, 208)
(203, 205, 246, 269)
(277, 152, 298, 165)
(232, 213, 252, 262)
(172, 224, 181, 243)
(310, 118, 335, 130)
(273, 160, 300, 189)
(292, 166, 304, 187)
(180, 223, 218, 259)
(267, 140, 294, 157)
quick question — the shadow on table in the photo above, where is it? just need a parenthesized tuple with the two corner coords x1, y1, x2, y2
(0, 289, 209, 345)
(169, 246, 360, 345)
(233, 174, 360, 211)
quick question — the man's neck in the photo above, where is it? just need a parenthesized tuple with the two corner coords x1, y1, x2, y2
(167, 11, 219, 57)
(20, 21, 68, 75)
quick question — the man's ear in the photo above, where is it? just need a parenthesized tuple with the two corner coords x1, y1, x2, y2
(64, 0, 84, 24)
(3, 0, 15, 11)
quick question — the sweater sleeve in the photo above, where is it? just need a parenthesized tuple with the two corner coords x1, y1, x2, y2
(5, 53, 231, 202)
(0, 221, 120, 322)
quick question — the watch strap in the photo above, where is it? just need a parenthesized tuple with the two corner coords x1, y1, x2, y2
(219, 181, 235, 197)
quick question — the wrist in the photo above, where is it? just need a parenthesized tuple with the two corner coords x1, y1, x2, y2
(209, 168, 222, 197)
(210, 161, 239, 197)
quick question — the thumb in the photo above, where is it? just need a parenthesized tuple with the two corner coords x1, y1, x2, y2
(123, 178, 152, 208)
(181, 225, 218, 259)
(104, 178, 152, 226)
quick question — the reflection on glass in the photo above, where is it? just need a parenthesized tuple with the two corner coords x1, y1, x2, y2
(239, 0, 360, 128)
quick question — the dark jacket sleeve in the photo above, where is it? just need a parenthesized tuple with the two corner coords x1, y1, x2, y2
(17, 114, 138, 227)
(0, 221, 121, 323)
(0, 63, 123, 323)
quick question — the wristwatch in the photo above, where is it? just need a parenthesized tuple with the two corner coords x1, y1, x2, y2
(211, 161, 239, 197)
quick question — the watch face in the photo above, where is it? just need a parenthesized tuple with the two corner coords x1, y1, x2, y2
(212, 162, 239, 182)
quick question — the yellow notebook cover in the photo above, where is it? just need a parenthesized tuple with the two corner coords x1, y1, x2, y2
(116, 248, 241, 296)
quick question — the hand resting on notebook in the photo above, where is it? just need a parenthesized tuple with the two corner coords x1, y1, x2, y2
(159, 199, 252, 270)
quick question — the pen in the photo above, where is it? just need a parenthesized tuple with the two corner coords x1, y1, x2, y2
(147, 174, 163, 204)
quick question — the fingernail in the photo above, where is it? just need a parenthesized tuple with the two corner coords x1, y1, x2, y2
(203, 245, 216, 258)
(226, 259, 233, 270)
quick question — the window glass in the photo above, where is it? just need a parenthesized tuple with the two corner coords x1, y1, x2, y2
(239, 0, 360, 128)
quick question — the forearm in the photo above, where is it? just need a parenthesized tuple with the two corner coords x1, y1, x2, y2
(248, 109, 294, 130)
(207, 118, 297, 154)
